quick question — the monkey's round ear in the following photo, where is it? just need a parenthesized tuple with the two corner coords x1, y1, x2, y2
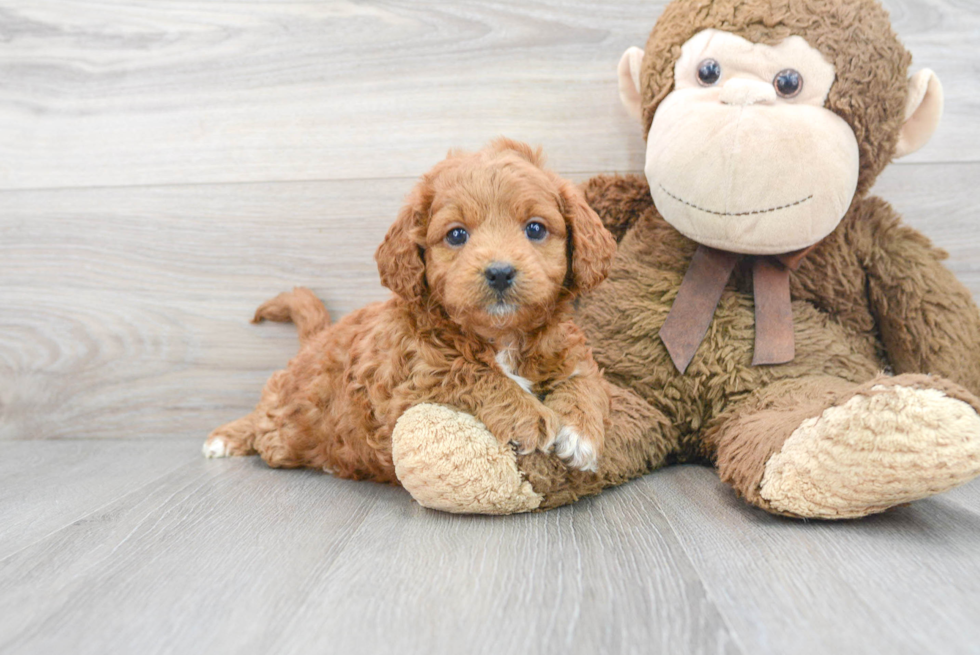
(618, 46, 645, 122)
(375, 186, 430, 303)
(560, 181, 617, 296)
(894, 69, 944, 159)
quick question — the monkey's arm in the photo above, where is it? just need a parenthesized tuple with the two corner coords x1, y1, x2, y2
(860, 197, 980, 395)
(580, 174, 654, 242)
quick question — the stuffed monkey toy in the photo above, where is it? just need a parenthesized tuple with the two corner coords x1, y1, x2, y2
(392, 0, 980, 518)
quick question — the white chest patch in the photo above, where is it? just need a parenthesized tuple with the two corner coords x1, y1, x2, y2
(495, 349, 534, 395)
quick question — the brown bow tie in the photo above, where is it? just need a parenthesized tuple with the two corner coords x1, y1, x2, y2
(659, 244, 812, 374)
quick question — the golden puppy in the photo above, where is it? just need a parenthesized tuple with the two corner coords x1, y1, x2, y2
(204, 138, 617, 479)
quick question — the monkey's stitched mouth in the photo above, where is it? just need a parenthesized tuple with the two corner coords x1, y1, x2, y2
(658, 184, 813, 217)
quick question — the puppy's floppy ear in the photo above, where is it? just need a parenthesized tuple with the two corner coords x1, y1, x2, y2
(375, 181, 432, 303)
(560, 180, 617, 296)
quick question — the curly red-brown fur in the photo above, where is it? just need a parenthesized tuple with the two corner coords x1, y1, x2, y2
(252, 287, 330, 345)
(206, 139, 616, 479)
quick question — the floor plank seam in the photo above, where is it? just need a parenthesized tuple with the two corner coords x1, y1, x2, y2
(0, 158, 973, 197)
(242, 481, 384, 642)
(0, 455, 203, 567)
(0, 438, 206, 443)
(0, 171, 649, 196)
(643, 486, 752, 655)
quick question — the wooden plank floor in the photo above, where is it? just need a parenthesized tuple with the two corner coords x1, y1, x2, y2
(1, 441, 978, 655)
(3, 1, 980, 653)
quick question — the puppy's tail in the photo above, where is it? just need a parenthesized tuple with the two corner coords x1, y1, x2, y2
(252, 287, 331, 345)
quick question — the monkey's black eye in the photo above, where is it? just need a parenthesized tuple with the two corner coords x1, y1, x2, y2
(697, 59, 721, 86)
(445, 227, 468, 246)
(774, 69, 803, 98)
(524, 221, 547, 241)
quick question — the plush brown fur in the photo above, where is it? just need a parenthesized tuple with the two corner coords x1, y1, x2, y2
(205, 139, 617, 480)
(513, 174, 980, 511)
(501, 0, 980, 513)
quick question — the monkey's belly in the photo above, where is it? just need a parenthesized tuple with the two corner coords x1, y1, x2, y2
(576, 267, 882, 447)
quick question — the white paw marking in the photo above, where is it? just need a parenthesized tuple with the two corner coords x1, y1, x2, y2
(495, 348, 534, 395)
(202, 438, 231, 458)
(554, 426, 598, 472)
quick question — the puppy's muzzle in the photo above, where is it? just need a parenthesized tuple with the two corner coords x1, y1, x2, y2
(485, 263, 517, 294)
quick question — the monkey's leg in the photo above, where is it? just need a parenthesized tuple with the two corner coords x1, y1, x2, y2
(705, 374, 980, 519)
(391, 383, 678, 514)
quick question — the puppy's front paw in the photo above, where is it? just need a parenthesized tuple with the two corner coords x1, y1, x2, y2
(554, 426, 601, 472)
(202, 429, 255, 458)
(202, 436, 232, 458)
(507, 405, 560, 456)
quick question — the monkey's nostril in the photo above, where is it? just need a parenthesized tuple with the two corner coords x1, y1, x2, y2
(485, 264, 517, 293)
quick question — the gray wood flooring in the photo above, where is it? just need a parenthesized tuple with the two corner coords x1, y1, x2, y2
(2, 441, 978, 655)
(3, 1, 980, 653)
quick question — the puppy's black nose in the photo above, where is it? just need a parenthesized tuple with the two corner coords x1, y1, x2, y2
(485, 264, 517, 293)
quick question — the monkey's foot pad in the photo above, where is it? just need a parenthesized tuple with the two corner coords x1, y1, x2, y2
(760, 384, 980, 518)
(392, 403, 542, 514)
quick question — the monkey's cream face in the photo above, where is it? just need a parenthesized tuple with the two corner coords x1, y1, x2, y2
(645, 29, 860, 254)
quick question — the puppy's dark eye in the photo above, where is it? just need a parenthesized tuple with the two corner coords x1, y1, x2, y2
(445, 227, 468, 247)
(697, 59, 721, 86)
(774, 69, 803, 98)
(524, 221, 547, 241)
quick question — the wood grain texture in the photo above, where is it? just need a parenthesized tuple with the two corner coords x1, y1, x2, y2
(943, 468, 980, 509)
(645, 466, 980, 655)
(2, 447, 977, 655)
(0, 0, 977, 192)
(0, 179, 401, 440)
(0, 440, 197, 559)
(0, 452, 740, 655)
(3, 2, 980, 653)
(3, 164, 978, 441)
